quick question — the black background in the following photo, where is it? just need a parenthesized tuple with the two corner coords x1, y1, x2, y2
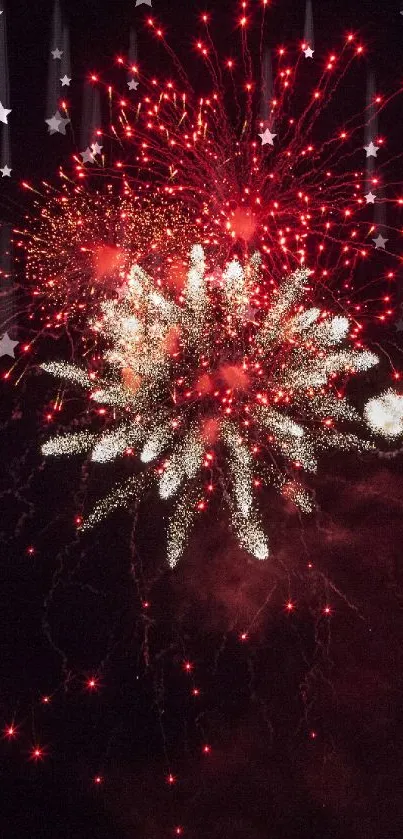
(1, 1, 403, 838)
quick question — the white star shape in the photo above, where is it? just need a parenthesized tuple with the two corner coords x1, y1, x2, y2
(135, 0, 152, 5)
(364, 141, 379, 158)
(60, 75, 71, 86)
(51, 48, 63, 59)
(304, 47, 314, 58)
(80, 147, 96, 164)
(0, 164, 11, 177)
(258, 128, 277, 146)
(45, 111, 70, 135)
(372, 233, 388, 249)
(91, 141, 103, 156)
(0, 102, 11, 124)
(0, 332, 18, 358)
(128, 78, 139, 90)
(46, 114, 62, 133)
(364, 191, 376, 204)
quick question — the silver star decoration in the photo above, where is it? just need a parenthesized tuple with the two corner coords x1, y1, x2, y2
(364, 141, 379, 158)
(365, 191, 376, 204)
(0, 102, 11, 124)
(372, 233, 388, 249)
(51, 48, 63, 59)
(0, 332, 18, 358)
(304, 47, 314, 58)
(60, 75, 71, 86)
(91, 141, 103, 156)
(127, 78, 139, 90)
(80, 147, 96, 164)
(0, 164, 11, 177)
(135, 0, 152, 5)
(258, 128, 277, 146)
(45, 111, 70, 135)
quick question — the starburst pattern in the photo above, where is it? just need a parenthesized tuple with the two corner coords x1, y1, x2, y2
(364, 390, 403, 438)
(41, 245, 388, 566)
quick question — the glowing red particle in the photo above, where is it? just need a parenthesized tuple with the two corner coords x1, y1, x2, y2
(26, 546, 35, 555)
(192, 688, 200, 696)
(94, 775, 103, 785)
(142, 601, 150, 609)
(175, 828, 183, 836)
(285, 601, 294, 612)
(310, 731, 317, 740)
(31, 746, 44, 761)
(86, 677, 98, 691)
(240, 632, 248, 641)
(42, 695, 50, 704)
(323, 606, 332, 616)
(203, 744, 211, 754)
(5, 725, 17, 738)
(75, 516, 82, 526)
(167, 773, 176, 785)
(183, 661, 193, 672)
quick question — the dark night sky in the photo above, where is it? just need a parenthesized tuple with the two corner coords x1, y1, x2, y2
(2, 1, 403, 838)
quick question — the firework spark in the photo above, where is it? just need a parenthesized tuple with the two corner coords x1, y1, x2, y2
(41, 246, 391, 567)
(19, 21, 401, 346)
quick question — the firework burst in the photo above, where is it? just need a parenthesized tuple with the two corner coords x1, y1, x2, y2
(41, 244, 390, 566)
(18, 17, 402, 344)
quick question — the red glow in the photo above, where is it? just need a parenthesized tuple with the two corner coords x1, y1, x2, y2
(30, 746, 44, 761)
(201, 417, 220, 445)
(219, 364, 249, 391)
(122, 367, 142, 394)
(93, 245, 123, 279)
(4, 724, 17, 739)
(161, 325, 181, 356)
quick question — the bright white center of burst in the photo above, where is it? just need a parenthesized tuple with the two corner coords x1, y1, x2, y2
(364, 390, 403, 438)
(122, 316, 140, 334)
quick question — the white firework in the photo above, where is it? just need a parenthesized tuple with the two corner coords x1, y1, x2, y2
(41, 246, 400, 567)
